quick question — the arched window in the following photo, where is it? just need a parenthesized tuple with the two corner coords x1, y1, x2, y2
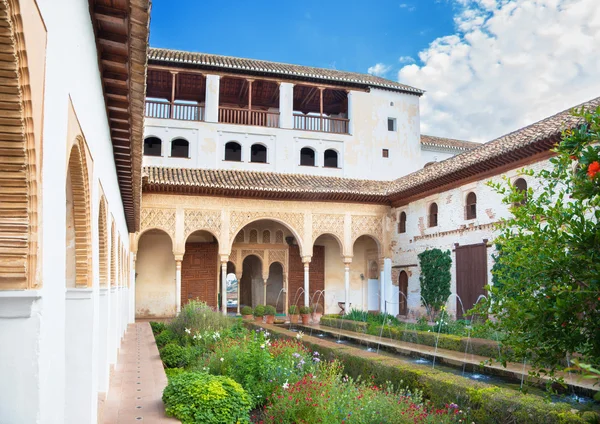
(249, 229, 258, 243)
(323, 149, 338, 168)
(234, 230, 245, 243)
(225, 141, 242, 161)
(428, 203, 438, 228)
(514, 178, 528, 206)
(144, 136, 162, 156)
(251, 144, 267, 163)
(262, 230, 271, 243)
(398, 212, 406, 234)
(300, 147, 316, 166)
(171, 138, 189, 158)
(275, 230, 284, 244)
(466, 192, 477, 220)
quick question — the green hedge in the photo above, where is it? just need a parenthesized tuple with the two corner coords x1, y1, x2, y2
(250, 323, 585, 424)
(320, 316, 506, 359)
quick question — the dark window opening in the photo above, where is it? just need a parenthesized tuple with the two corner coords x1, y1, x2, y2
(225, 141, 242, 161)
(466, 192, 477, 220)
(382, 149, 389, 158)
(387, 118, 396, 131)
(171, 138, 189, 158)
(514, 178, 528, 206)
(398, 212, 406, 234)
(250, 144, 267, 163)
(429, 203, 438, 228)
(300, 147, 315, 166)
(323, 149, 338, 168)
(144, 137, 162, 156)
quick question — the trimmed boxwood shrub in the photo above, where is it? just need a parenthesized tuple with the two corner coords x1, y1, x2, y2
(264, 305, 276, 315)
(240, 306, 253, 315)
(150, 321, 166, 335)
(155, 328, 176, 349)
(163, 371, 251, 424)
(320, 316, 367, 333)
(160, 343, 192, 369)
(246, 322, 585, 424)
(253, 305, 265, 317)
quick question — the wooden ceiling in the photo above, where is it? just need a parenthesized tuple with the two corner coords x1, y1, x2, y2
(88, 0, 150, 231)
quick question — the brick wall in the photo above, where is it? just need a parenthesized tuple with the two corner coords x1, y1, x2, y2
(181, 242, 219, 308)
(288, 245, 324, 308)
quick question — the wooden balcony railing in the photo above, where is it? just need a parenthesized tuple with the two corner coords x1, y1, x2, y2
(218, 107, 279, 128)
(145, 101, 204, 121)
(293, 113, 349, 134)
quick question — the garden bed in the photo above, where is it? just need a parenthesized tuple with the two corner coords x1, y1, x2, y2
(249, 322, 587, 424)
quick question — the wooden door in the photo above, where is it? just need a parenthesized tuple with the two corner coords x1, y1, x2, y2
(182, 242, 218, 308)
(398, 271, 408, 316)
(455, 242, 487, 319)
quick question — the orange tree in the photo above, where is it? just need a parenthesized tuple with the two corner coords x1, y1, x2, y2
(478, 107, 600, 379)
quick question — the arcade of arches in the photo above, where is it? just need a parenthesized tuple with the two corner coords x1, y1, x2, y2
(134, 193, 399, 317)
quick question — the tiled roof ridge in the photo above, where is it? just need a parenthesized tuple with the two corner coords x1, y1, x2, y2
(148, 47, 424, 95)
(420, 134, 480, 151)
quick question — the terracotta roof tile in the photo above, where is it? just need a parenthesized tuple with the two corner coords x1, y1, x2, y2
(420, 134, 480, 151)
(148, 47, 424, 96)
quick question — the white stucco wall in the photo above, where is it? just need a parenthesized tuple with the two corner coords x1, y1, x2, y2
(391, 160, 549, 318)
(0, 1, 135, 423)
(144, 85, 422, 181)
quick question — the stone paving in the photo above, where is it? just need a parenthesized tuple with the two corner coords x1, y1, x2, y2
(102, 322, 179, 423)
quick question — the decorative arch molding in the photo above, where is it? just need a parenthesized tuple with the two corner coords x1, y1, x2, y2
(184, 209, 221, 241)
(67, 136, 92, 287)
(351, 215, 383, 248)
(140, 208, 176, 240)
(133, 227, 176, 256)
(312, 213, 345, 253)
(0, 0, 38, 289)
(229, 211, 305, 253)
(98, 196, 109, 287)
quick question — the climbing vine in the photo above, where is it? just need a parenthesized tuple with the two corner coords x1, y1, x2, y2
(418, 248, 452, 320)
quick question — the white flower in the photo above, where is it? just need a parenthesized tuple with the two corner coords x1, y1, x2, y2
(220, 357, 224, 362)
(265, 339, 271, 346)
(260, 344, 265, 349)
(282, 380, 289, 390)
(264, 331, 270, 337)
(185, 328, 191, 334)
(296, 331, 304, 340)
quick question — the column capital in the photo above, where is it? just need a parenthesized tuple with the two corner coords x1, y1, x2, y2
(174, 254, 184, 262)
(301, 255, 312, 264)
(343, 256, 353, 265)
(220, 254, 230, 264)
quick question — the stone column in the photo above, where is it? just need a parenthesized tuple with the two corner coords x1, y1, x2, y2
(205, 74, 220, 123)
(263, 278, 268, 306)
(343, 257, 352, 313)
(236, 271, 243, 315)
(220, 256, 228, 315)
(279, 82, 294, 129)
(379, 258, 386, 313)
(175, 255, 183, 314)
(302, 256, 311, 306)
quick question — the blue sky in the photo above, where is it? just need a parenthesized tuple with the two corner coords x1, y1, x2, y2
(149, 0, 456, 77)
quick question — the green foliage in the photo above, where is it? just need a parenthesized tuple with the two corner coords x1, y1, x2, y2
(299, 306, 312, 314)
(155, 328, 176, 349)
(160, 343, 194, 369)
(150, 321, 167, 335)
(162, 371, 251, 424)
(288, 305, 298, 314)
(169, 300, 233, 342)
(240, 306, 253, 315)
(165, 367, 186, 380)
(418, 249, 452, 320)
(253, 305, 265, 317)
(475, 107, 600, 376)
(264, 305, 276, 315)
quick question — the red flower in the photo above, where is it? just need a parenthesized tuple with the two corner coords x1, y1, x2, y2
(588, 161, 600, 179)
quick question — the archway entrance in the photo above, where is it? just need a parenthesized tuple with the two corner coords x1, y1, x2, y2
(182, 230, 219, 309)
(398, 271, 408, 316)
(313, 234, 342, 314)
(266, 262, 284, 313)
(135, 229, 176, 317)
(352, 235, 380, 312)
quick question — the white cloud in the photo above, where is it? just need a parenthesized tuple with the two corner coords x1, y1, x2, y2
(368, 63, 392, 76)
(398, 56, 415, 64)
(398, 0, 600, 142)
(400, 3, 416, 11)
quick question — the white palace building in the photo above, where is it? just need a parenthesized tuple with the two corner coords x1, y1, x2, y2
(0, 0, 597, 422)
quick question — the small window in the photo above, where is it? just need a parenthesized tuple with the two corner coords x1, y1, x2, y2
(251, 144, 267, 163)
(300, 147, 316, 166)
(171, 138, 189, 158)
(275, 230, 284, 244)
(249, 229, 258, 243)
(513, 178, 528, 207)
(398, 212, 406, 234)
(390, 101, 394, 106)
(234, 231, 245, 243)
(323, 149, 338, 168)
(466, 192, 477, 220)
(387, 118, 396, 131)
(382, 149, 389, 158)
(144, 137, 162, 156)
(428, 203, 438, 228)
(225, 141, 242, 161)
(262, 230, 270, 243)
